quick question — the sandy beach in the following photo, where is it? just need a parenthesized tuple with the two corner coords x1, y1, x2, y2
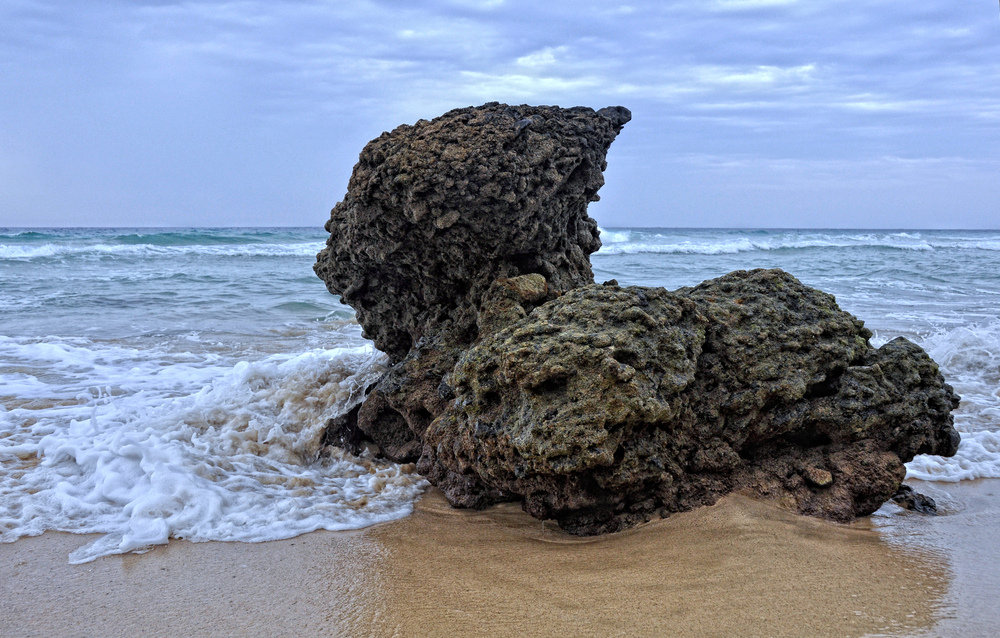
(2, 478, 996, 638)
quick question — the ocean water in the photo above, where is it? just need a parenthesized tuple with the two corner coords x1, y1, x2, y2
(1, 227, 998, 562)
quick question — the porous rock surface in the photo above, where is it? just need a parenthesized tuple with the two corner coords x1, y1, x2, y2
(421, 269, 960, 534)
(316, 103, 960, 535)
(315, 102, 630, 461)
(315, 102, 630, 361)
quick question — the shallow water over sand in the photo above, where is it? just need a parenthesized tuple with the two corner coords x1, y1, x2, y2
(1, 227, 998, 565)
(365, 490, 953, 638)
(7, 485, 990, 638)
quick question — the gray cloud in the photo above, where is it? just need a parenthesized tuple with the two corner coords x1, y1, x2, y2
(0, 0, 997, 227)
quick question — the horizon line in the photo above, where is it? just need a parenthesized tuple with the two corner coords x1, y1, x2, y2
(2, 225, 999, 232)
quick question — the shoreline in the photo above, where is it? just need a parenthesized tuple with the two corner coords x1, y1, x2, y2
(2, 479, 997, 637)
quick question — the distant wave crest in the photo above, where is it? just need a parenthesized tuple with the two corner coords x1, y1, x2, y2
(0, 242, 324, 260)
(592, 232, 962, 255)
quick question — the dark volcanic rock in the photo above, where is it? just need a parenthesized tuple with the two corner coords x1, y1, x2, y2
(316, 104, 960, 535)
(891, 484, 938, 514)
(421, 269, 960, 534)
(322, 403, 367, 456)
(315, 102, 630, 362)
(315, 102, 630, 460)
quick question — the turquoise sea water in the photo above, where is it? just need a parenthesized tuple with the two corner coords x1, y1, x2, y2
(1, 227, 998, 561)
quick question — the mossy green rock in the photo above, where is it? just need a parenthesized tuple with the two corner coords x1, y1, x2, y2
(313, 105, 959, 535)
(314, 103, 631, 461)
(315, 102, 630, 361)
(420, 269, 960, 534)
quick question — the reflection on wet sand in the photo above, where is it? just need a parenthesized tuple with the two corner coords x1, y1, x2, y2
(6, 483, 999, 638)
(364, 489, 948, 638)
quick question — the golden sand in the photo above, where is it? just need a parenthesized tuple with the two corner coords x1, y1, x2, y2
(3, 480, 997, 638)
(363, 490, 947, 638)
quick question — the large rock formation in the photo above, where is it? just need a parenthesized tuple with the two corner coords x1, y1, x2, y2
(420, 270, 960, 533)
(316, 103, 960, 534)
(316, 103, 630, 461)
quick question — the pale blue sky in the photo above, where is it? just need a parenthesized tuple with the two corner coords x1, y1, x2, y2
(1, 0, 998, 228)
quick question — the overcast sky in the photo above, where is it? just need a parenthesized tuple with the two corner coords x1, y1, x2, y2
(1, 0, 998, 228)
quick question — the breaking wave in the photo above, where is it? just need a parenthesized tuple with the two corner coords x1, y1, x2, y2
(0, 242, 323, 261)
(0, 340, 427, 563)
(905, 320, 1000, 481)
(594, 229, 1000, 256)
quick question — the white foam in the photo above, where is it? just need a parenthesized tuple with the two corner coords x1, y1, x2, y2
(0, 336, 222, 400)
(0, 343, 427, 563)
(7, 232, 1000, 262)
(593, 232, 944, 256)
(0, 243, 61, 259)
(907, 430, 1000, 482)
(903, 320, 1000, 482)
(597, 227, 632, 243)
(0, 242, 324, 261)
(597, 238, 759, 255)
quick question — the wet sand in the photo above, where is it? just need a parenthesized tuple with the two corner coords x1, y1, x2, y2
(1, 479, 996, 638)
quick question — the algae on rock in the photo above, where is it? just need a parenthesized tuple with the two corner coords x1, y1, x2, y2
(420, 270, 960, 534)
(315, 103, 960, 535)
(315, 102, 631, 462)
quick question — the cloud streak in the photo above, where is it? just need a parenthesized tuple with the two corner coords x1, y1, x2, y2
(0, 0, 997, 226)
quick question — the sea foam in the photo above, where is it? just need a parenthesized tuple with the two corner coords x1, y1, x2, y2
(597, 227, 633, 244)
(592, 229, 1000, 256)
(904, 320, 1000, 482)
(3, 227, 999, 560)
(0, 242, 324, 261)
(906, 430, 1000, 482)
(0, 343, 427, 563)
